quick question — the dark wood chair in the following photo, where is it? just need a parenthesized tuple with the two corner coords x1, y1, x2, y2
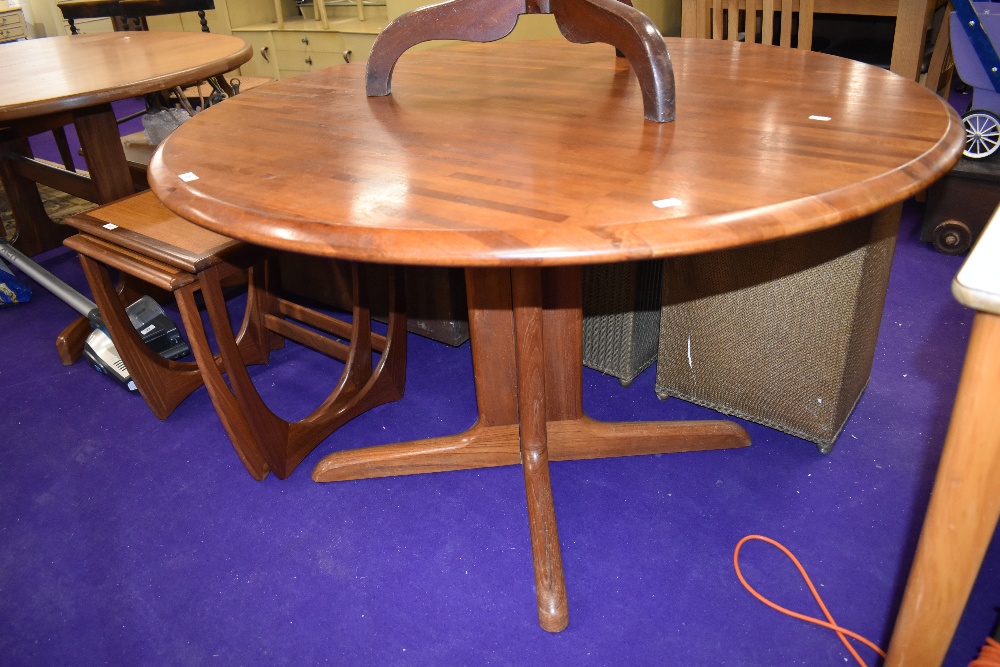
(119, 0, 215, 33)
(57, 0, 137, 34)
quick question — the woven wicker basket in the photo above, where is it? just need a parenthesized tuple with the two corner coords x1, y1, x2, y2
(582, 260, 663, 386)
(654, 205, 901, 452)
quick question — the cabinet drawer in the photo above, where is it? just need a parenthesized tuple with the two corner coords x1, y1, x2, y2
(273, 31, 345, 53)
(342, 32, 376, 63)
(0, 25, 24, 41)
(277, 49, 351, 72)
(232, 30, 279, 80)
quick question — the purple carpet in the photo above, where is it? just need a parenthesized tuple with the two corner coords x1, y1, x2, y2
(0, 97, 994, 666)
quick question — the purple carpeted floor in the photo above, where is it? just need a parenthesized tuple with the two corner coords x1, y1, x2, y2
(0, 97, 995, 666)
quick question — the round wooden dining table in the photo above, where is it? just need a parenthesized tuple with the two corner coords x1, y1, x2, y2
(148, 37, 962, 632)
(0, 31, 252, 256)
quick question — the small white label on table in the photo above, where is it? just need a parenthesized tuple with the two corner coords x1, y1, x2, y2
(653, 198, 682, 209)
(179, 172, 199, 182)
(808, 115, 832, 122)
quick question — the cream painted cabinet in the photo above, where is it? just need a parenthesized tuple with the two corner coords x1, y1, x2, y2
(0, 6, 27, 42)
(147, 1, 677, 81)
(232, 29, 279, 79)
(274, 30, 346, 75)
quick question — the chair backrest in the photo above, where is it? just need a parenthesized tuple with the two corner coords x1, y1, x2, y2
(705, 0, 814, 49)
(924, 7, 955, 98)
(57, 0, 136, 33)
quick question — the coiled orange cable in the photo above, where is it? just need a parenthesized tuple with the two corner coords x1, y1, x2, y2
(733, 535, 887, 667)
(971, 637, 1000, 666)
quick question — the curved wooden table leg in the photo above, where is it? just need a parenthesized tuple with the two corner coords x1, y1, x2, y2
(56, 316, 93, 366)
(365, 0, 674, 122)
(174, 268, 275, 482)
(365, 0, 524, 96)
(78, 255, 207, 420)
(884, 312, 1000, 667)
(551, 0, 675, 122)
(55, 272, 164, 366)
(200, 262, 407, 479)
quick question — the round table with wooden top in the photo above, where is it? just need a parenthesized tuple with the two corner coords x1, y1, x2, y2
(0, 31, 252, 256)
(147, 37, 963, 632)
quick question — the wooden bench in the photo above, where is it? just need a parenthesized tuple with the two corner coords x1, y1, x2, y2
(63, 190, 407, 480)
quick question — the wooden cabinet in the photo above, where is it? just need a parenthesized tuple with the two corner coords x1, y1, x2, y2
(0, 6, 27, 43)
(145, 0, 664, 81)
(273, 30, 348, 75)
(231, 29, 279, 79)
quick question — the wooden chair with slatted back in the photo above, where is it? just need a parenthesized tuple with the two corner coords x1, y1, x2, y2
(924, 5, 955, 99)
(704, 0, 815, 49)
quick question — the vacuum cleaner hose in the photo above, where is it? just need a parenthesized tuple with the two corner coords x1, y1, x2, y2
(0, 238, 102, 327)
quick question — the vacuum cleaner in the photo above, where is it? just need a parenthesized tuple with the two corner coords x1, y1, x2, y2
(0, 237, 190, 392)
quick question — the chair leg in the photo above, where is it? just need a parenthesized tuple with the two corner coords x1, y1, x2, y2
(197, 261, 408, 479)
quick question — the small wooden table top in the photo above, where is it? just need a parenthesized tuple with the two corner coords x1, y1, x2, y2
(0, 31, 251, 123)
(0, 31, 252, 258)
(149, 37, 963, 632)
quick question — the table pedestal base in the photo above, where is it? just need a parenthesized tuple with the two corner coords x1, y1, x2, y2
(314, 266, 749, 631)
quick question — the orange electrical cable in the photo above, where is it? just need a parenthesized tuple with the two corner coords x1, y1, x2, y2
(733, 534, 887, 667)
(971, 637, 1000, 666)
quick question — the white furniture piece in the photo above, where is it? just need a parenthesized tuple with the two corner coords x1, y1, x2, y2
(0, 5, 27, 42)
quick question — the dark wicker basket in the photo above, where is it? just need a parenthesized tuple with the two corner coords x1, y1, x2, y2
(654, 205, 901, 452)
(582, 260, 663, 386)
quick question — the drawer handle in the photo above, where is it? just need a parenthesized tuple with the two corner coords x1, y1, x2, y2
(305, 56, 312, 66)
(301, 36, 309, 45)
(343, 50, 352, 64)
(260, 46, 270, 63)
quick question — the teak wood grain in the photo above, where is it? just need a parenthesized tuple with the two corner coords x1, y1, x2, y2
(149, 38, 963, 632)
(150, 39, 961, 267)
(0, 32, 251, 122)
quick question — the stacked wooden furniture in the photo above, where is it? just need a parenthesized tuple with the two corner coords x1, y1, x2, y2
(63, 191, 408, 480)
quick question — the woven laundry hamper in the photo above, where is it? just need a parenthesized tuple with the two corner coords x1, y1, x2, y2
(654, 204, 901, 452)
(582, 260, 663, 386)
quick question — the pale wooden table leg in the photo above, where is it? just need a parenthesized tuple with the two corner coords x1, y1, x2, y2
(885, 311, 1000, 666)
